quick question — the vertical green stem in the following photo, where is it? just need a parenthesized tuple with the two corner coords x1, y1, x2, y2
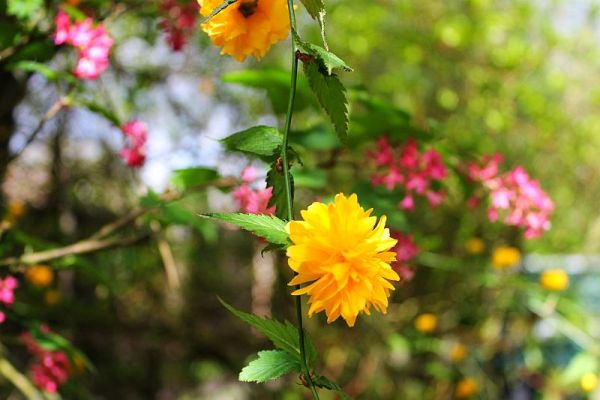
(282, 2, 320, 399)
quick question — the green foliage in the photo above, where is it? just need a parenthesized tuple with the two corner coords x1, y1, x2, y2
(266, 163, 293, 220)
(170, 167, 218, 190)
(203, 213, 289, 246)
(6, 0, 42, 20)
(299, 0, 324, 20)
(239, 350, 301, 383)
(313, 375, 353, 399)
(303, 62, 349, 142)
(221, 125, 282, 159)
(9, 61, 79, 85)
(220, 300, 317, 367)
(75, 99, 122, 127)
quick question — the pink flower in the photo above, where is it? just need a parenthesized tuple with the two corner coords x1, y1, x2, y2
(159, 0, 199, 51)
(0, 276, 18, 306)
(233, 167, 275, 215)
(368, 136, 448, 211)
(53, 11, 113, 80)
(467, 155, 554, 239)
(120, 120, 148, 168)
(390, 231, 419, 284)
(0, 311, 5, 324)
(21, 329, 71, 393)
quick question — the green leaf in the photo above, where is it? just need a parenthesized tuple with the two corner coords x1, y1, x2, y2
(293, 169, 327, 189)
(266, 164, 293, 220)
(9, 61, 79, 85)
(290, 124, 340, 150)
(76, 100, 121, 126)
(313, 375, 353, 399)
(204, 213, 289, 246)
(239, 350, 301, 383)
(293, 31, 352, 75)
(222, 69, 313, 114)
(221, 126, 282, 159)
(299, 0, 325, 19)
(171, 167, 218, 190)
(220, 299, 317, 367)
(7, 0, 43, 20)
(303, 62, 350, 142)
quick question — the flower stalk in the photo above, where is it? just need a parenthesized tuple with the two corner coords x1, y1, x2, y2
(282, 1, 320, 398)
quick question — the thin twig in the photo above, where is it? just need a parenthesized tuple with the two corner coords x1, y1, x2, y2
(0, 354, 45, 400)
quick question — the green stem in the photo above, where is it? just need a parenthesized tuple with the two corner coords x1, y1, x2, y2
(282, 3, 320, 400)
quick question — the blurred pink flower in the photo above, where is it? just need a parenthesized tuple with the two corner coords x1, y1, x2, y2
(21, 331, 70, 393)
(120, 120, 148, 168)
(368, 136, 447, 211)
(0, 276, 18, 306)
(390, 231, 419, 284)
(53, 11, 113, 80)
(159, 0, 199, 51)
(233, 167, 275, 215)
(466, 156, 554, 239)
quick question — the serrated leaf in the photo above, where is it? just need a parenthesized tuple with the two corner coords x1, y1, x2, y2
(7, 0, 43, 20)
(171, 167, 218, 190)
(293, 31, 352, 75)
(313, 375, 353, 399)
(303, 62, 349, 142)
(204, 213, 289, 246)
(299, 0, 324, 19)
(239, 350, 301, 383)
(221, 126, 282, 158)
(220, 299, 317, 367)
(266, 165, 293, 220)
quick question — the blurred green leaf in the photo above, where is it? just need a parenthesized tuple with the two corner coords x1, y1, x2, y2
(204, 213, 289, 246)
(290, 124, 340, 150)
(239, 350, 301, 383)
(170, 167, 218, 190)
(560, 353, 598, 385)
(293, 168, 327, 189)
(9, 61, 79, 85)
(313, 375, 353, 399)
(6, 0, 42, 20)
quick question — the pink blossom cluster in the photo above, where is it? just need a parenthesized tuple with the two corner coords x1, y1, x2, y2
(54, 10, 113, 80)
(21, 330, 70, 393)
(232, 167, 275, 215)
(159, 0, 199, 51)
(120, 120, 148, 168)
(0, 276, 18, 324)
(368, 137, 447, 211)
(390, 231, 419, 284)
(466, 154, 554, 239)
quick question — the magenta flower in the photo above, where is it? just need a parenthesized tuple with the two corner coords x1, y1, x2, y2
(368, 136, 447, 211)
(390, 231, 419, 284)
(21, 331, 70, 393)
(0, 276, 18, 306)
(232, 167, 276, 215)
(159, 0, 199, 51)
(120, 120, 148, 168)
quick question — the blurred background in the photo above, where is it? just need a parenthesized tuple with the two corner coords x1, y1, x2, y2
(2, 0, 600, 399)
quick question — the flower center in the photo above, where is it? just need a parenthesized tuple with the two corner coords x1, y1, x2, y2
(238, 0, 258, 17)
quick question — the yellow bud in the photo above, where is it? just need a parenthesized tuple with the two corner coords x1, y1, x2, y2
(466, 238, 485, 255)
(450, 343, 468, 362)
(415, 313, 437, 333)
(455, 378, 478, 398)
(491, 246, 521, 269)
(44, 290, 61, 306)
(25, 265, 54, 288)
(581, 372, 598, 393)
(539, 269, 569, 291)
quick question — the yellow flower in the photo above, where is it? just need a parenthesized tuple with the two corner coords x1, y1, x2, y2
(581, 372, 598, 392)
(450, 343, 468, 362)
(466, 237, 485, 254)
(199, 0, 290, 62)
(455, 378, 477, 398)
(540, 269, 569, 291)
(287, 193, 399, 327)
(25, 265, 54, 288)
(491, 246, 520, 269)
(415, 313, 437, 333)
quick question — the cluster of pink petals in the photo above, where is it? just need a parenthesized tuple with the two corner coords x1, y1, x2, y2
(0, 276, 18, 324)
(159, 0, 199, 51)
(467, 154, 554, 239)
(54, 10, 113, 80)
(120, 120, 148, 168)
(368, 137, 447, 211)
(21, 330, 70, 393)
(232, 167, 275, 215)
(390, 231, 419, 284)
